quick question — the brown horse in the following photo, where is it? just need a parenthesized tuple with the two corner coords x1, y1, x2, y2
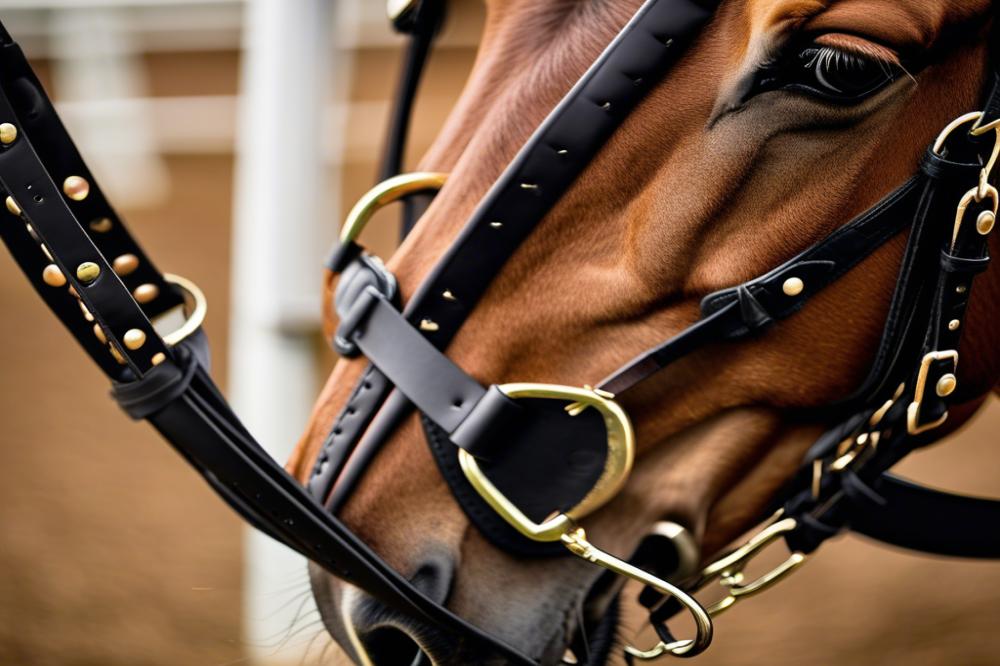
(288, 0, 1000, 663)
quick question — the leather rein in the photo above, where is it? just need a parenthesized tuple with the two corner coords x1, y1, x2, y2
(0, 0, 998, 663)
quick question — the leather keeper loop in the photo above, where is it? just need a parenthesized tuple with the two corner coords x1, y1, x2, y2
(940, 250, 991, 274)
(334, 285, 382, 357)
(325, 240, 362, 274)
(111, 347, 197, 420)
(920, 150, 983, 181)
(450, 385, 524, 460)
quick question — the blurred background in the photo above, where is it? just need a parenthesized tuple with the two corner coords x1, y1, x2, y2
(0, 1, 997, 665)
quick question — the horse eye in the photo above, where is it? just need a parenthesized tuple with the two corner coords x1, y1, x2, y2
(751, 43, 900, 104)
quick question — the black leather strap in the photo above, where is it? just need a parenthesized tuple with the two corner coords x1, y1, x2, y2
(775, 122, 999, 559)
(850, 475, 1000, 557)
(110, 342, 536, 664)
(600, 176, 924, 395)
(380, 0, 445, 186)
(0, 34, 181, 380)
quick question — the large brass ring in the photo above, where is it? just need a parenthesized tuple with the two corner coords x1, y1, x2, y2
(160, 273, 208, 346)
(340, 172, 447, 244)
(457, 383, 634, 541)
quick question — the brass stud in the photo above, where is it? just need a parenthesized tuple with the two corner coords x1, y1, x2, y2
(442, 289, 456, 301)
(76, 261, 100, 283)
(6, 195, 21, 215)
(782, 277, 804, 297)
(67, 285, 78, 298)
(123, 328, 146, 350)
(151, 352, 166, 366)
(42, 264, 66, 287)
(40, 244, 53, 261)
(89, 217, 113, 233)
(93, 323, 107, 344)
(79, 300, 94, 322)
(935, 373, 957, 397)
(977, 210, 995, 236)
(0, 122, 17, 144)
(956, 284, 968, 294)
(109, 344, 126, 365)
(948, 319, 961, 331)
(490, 221, 503, 229)
(133, 283, 159, 304)
(419, 318, 440, 332)
(63, 175, 90, 201)
(112, 253, 139, 276)
(519, 183, 538, 190)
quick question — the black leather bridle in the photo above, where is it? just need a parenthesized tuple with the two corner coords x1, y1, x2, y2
(0, 0, 998, 663)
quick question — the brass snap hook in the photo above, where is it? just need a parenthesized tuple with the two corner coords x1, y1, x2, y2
(458, 384, 714, 658)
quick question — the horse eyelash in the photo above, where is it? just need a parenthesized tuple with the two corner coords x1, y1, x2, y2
(806, 45, 917, 85)
(806, 46, 892, 78)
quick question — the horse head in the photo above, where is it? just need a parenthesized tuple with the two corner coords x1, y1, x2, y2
(289, 1, 1000, 663)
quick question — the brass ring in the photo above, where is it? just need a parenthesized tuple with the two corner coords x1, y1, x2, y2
(340, 172, 448, 244)
(621, 573, 714, 659)
(161, 273, 207, 346)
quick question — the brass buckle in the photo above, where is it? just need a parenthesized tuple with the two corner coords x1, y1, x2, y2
(950, 185, 998, 251)
(340, 172, 447, 245)
(934, 111, 1000, 206)
(906, 350, 959, 435)
(158, 273, 208, 347)
(696, 516, 806, 616)
(458, 384, 714, 657)
(970, 112, 1000, 138)
(458, 383, 634, 537)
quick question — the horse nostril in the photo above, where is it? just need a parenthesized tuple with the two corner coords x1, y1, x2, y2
(345, 555, 456, 665)
(408, 552, 455, 605)
(363, 626, 429, 666)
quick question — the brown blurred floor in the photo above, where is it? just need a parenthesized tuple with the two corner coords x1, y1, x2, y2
(0, 155, 243, 666)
